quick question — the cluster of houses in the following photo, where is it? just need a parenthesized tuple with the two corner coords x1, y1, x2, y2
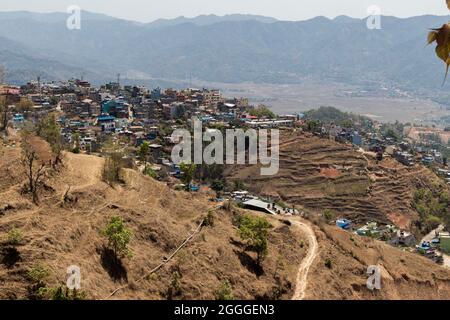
(319, 122, 399, 162)
(335, 218, 450, 265)
(2, 79, 301, 159)
(4, 80, 449, 262)
(315, 115, 450, 173)
(389, 142, 447, 172)
(336, 220, 416, 245)
(320, 124, 364, 147)
(416, 231, 450, 263)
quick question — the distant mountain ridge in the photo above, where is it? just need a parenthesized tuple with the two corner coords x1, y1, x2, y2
(0, 10, 119, 23)
(0, 10, 449, 98)
(147, 14, 278, 29)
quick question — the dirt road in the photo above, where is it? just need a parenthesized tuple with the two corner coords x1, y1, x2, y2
(421, 225, 450, 269)
(290, 219, 318, 300)
(421, 225, 444, 243)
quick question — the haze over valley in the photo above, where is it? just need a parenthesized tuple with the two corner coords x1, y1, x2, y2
(1, 11, 450, 122)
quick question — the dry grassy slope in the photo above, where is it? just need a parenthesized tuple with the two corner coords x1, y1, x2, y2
(306, 224, 450, 300)
(225, 130, 441, 230)
(0, 146, 306, 300)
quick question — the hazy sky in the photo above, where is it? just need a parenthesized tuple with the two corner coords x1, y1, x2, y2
(0, 0, 448, 22)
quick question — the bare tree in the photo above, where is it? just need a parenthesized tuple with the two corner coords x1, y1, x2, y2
(0, 97, 7, 133)
(21, 134, 54, 204)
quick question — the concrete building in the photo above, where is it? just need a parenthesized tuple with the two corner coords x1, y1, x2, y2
(389, 230, 416, 247)
(242, 199, 277, 215)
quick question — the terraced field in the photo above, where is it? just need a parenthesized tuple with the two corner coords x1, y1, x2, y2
(225, 130, 441, 230)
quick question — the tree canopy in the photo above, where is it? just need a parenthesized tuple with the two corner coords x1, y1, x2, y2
(238, 215, 272, 265)
(102, 216, 132, 258)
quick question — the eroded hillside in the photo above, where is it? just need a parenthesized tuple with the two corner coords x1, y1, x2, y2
(225, 130, 442, 231)
(306, 224, 450, 300)
(0, 145, 306, 300)
(1, 138, 449, 300)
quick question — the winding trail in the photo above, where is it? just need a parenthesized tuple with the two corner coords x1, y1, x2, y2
(290, 219, 318, 300)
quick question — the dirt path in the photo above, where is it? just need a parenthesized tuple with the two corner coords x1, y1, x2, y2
(421, 225, 444, 244)
(421, 225, 450, 269)
(63, 152, 104, 191)
(290, 219, 318, 300)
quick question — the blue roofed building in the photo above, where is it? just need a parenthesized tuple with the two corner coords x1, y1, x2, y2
(97, 114, 116, 133)
(12, 113, 25, 129)
(336, 219, 352, 230)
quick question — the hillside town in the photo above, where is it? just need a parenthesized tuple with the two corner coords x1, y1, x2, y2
(3, 0, 450, 307)
(2, 78, 450, 268)
(1, 73, 450, 303)
(2, 78, 298, 151)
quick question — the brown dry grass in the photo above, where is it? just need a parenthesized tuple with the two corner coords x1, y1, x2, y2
(306, 224, 450, 300)
(0, 148, 306, 300)
(225, 130, 441, 231)
(225, 129, 450, 299)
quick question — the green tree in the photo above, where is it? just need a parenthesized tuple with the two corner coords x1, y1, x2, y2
(424, 215, 442, 233)
(179, 162, 196, 190)
(145, 166, 157, 179)
(249, 105, 276, 119)
(27, 264, 50, 285)
(71, 133, 81, 153)
(233, 180, 245, 191)
(304, 119, 321, 133)
(444, 213, 450, 231)
(167, 271, 182, 300)
(386, 129, 400, 142)
(211, 179, 225, 195)
(102, 216, 132, 259)
(36, 113, 62, 164)
(15, 98, 33, 113)
(413, 187, 450, 233)
(7, 227, 23, 246)
(137, 141, 150, 172)
(216, 280, 234, 300)
(49, 96, 59, 106)
(48, 286, 86, 300)
(26, 264, 52, 300)
(203, 210, 215, 227)
(238, 215, 272, 265)
(323, 209, 335, 222)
